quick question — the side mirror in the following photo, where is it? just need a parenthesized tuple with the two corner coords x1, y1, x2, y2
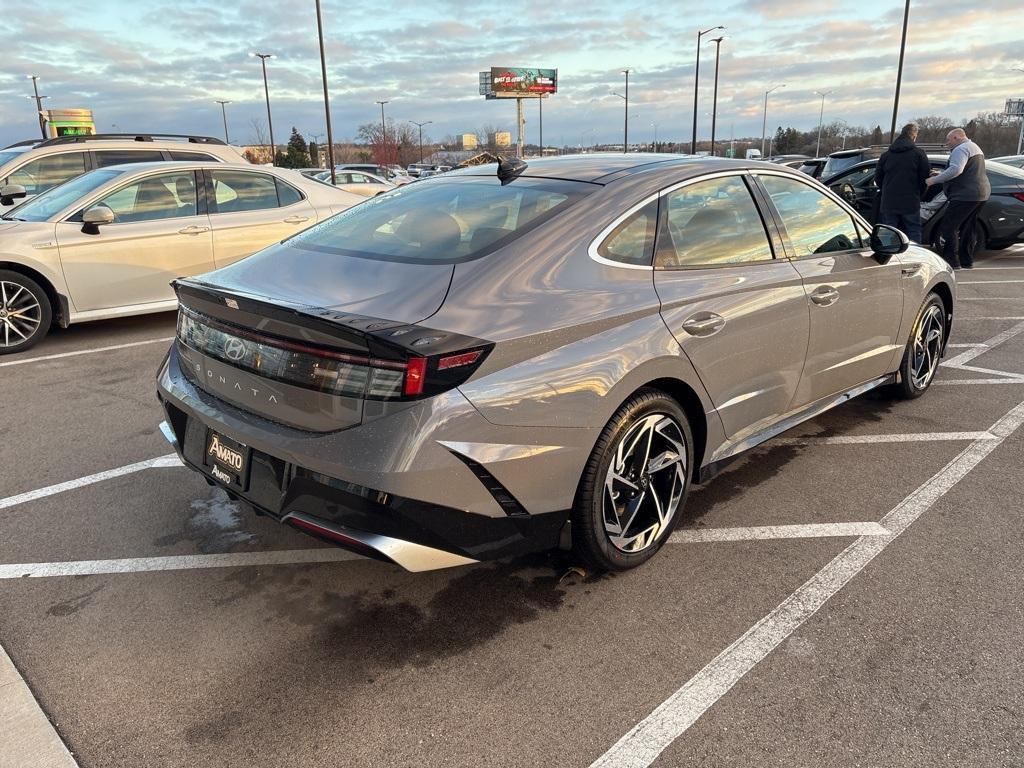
(82, 206, 115, 235)
(0, 184, 27, 206)
(870, 223, 909, 257)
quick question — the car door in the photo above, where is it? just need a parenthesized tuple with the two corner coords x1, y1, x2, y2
(754, 172, 904, 406)
(653, 172, 810, 439)
(206, 169, 317, 267)
(55, 169, 214, 312)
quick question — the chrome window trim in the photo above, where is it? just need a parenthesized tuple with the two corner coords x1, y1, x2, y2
(587, 169, 752, 272)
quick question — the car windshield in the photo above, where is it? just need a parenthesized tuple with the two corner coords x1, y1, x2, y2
(822, 155, 862, 179)
(291, 174, 593, 264)
(2, 168, 124, 222)
(0, 147, 31, 167)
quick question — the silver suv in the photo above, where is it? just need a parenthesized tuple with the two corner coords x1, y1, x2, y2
(0, 133, 249, 211)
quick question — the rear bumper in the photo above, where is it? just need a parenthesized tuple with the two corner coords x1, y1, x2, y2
(157, 344, 579, 570)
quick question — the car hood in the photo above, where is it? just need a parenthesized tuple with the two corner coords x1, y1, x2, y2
(195, 239, 454, 325)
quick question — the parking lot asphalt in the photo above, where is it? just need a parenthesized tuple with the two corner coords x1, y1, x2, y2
(2, 246, 1024, 768)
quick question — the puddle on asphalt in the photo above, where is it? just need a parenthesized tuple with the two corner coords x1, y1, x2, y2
(153, 488, 257, 552)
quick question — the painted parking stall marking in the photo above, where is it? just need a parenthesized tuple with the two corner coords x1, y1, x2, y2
(589, 399, 1024, 768)
(0, 336, 174, 368)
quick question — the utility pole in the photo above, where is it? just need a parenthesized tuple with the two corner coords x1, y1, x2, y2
(412, 120, 432, 163)
(539, 96, 543, 155)
(250, 52, 276, 164)
(27, 75, 46, 138)
(889, 0, 911, 142)
(691, 25, 725, 154)
(315, 0, 337, 183)
(214, 100, 231, 143)
(709, 37, 724, 156)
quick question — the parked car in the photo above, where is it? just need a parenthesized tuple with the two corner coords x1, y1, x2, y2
(769, 154, 811, 164)
(821, 147, 886, 180)
(991, 155, 1024, 170)
(796, 158, 827, 179)
(334, 163, 412, 185)
(0, 133, 248, 213)
(0, 162, 361, 352)
(314, 169, 395, 197)
(825, 156, 1024, 250)
(157, 154, 954, 574)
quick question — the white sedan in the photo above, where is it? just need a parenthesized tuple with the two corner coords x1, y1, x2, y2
(0, 162, 362, 352)
(314, 169, 395, 197)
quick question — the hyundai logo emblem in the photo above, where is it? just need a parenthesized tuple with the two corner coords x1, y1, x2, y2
(223, 338, 248, 361)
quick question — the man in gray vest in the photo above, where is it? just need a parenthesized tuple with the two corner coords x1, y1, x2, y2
(925, 128, 991, 269)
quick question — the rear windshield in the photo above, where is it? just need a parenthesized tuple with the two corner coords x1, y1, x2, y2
(291, 175, 593, 264)
(822, 155, 862, 179)
(2, 168, 124, 222)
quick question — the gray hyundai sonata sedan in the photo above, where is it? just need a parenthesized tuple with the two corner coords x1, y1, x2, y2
(157, 154, 955, 572)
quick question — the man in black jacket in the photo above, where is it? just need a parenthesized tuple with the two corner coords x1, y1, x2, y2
(875, 122, 930, 242)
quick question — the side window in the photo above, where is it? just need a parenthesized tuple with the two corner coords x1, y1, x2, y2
(275, 179, 303, 206)
(759, 175, 862, 256)
(655, 176, 774, 268)
(208, 170, 280, 213)
(169, 151, 216, 162)
(94, 150, 166, 168)
(840, 166, 877, 190)
(89, 171, 198, 223)
(7, 152, 87, 194)
(597, 199, 658, 267)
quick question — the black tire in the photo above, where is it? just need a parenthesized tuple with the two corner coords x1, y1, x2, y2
(571, 389, 694, 571)
(892, 293, 945, 399)
(0, 269, 52, 354)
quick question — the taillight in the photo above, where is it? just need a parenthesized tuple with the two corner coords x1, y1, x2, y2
(177, 306, 490, 401)
(1011, 192, 1024, 203)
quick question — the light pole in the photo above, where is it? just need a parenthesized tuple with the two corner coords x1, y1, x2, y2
(1014, 67, 1024, 154)
(621, 69, 630, 153)
(376, 100, 389, 168)
(250, 52, 275, 164)
(27, 75, 46, 138)
(651, 122, 658, 152)
(314, 0, 337, 184)
(538, 97, 543, 154)
(214, 100, 231, 143)
(814, 90, 834, 157)
(691, 25, 725, 154)
(411, 120, 432, 163)
(709, 36, 724, 156)
(889, 0, 911, 142)
(761, 83, 785, 157)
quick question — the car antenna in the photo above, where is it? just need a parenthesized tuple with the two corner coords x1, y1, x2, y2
(497, 156, 527, 185)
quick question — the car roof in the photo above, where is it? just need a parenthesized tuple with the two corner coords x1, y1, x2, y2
(448, 153, 760, 184)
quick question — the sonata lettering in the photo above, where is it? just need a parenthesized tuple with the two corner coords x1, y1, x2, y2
(195, 366, 279, 404)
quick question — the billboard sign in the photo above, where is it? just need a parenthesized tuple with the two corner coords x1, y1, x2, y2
(489, 68, 557, 95)
(1006, 99, 1024, 117)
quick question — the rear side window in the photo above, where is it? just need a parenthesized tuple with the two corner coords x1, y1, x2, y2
(292, 176, 591, 264)
(655, 176, 774, 268)
(169, 151, 217, 162)
(7, 152, 87, 194)
(275, 179, 303, 206)
(597, 200, 658, 267)
(209, 170, 280, 213)
(94, 150, 166, 168)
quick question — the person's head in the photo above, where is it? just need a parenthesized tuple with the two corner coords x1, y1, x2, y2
(900, 122, 919, 142)
(945, 128, 967, 150)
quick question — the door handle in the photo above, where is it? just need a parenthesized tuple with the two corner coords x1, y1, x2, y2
(178, 225, 210, 235)
(681, 313, 726, 337)
(283, 216, 310, 224)
(901, 265, 922, 277)
(810, 286, 840, 306)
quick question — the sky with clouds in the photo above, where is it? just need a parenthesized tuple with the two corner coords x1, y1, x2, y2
(1, 0, 1022, 149)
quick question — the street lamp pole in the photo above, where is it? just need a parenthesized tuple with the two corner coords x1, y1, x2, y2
(412, 120, 432, 163)
(1014, 68, 1024, 154)
(314, 0, 337, 184)
(761, 84, 785, 157)
(376, 100, 389, 168)
(709, 37, 724, 156)
(622, 69, 630, 154)
(651, 122, 658, 152)
(214, 100, 231, 143)
(27, 75, 46, 138)
(889, 0, 911, 142)
(691, 25, 725, 154)
(814, 90, 834, 157)
(539, 96, 543, 154)
(250, 52, 275, 164)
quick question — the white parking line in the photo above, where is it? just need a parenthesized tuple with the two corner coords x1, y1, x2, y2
(0, 454, 181, 511)
(959, 280, 1024, 284)
(942, 319, 1024, 368)
(0, 548, 361, 580)
(589, 399, 1024, 768)
(946, 343, 989, 348)
(669, 523, 888, 543)
(0, 337, 174, 368)
(771, 431, 996, 445)
(936, 378, 1024, 385)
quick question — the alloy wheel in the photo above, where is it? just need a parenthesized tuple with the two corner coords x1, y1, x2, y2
(603, 413, 688, 553)
(0, 280, 43, 349)
(911, 304, 944, 390)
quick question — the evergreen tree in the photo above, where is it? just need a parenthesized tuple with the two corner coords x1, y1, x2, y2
(308, 141, 319, 168)
(283, 127, 310, 168)
(870, 125, 884, 145)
